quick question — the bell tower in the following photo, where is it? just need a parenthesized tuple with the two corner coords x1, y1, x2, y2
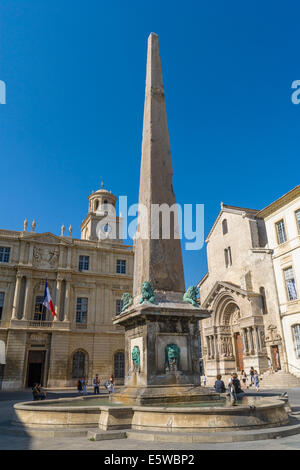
(80, 182, 123, 242)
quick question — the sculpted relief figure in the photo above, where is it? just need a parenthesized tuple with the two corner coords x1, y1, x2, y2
(48, 249, 59, 266)
(220, 336, 233, 357)
(165, 343, 181, 372)
(132, 346, 140, 372)
(226, 337, 233, 356)
(221, 336, 227, 357)
(33, 246, 42, 264)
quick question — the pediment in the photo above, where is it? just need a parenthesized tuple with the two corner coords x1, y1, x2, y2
(202, 281, 259, 309)
(21, 232, 72, 245)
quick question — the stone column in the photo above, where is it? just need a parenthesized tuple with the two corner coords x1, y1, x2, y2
(211, 336, 215, 359)
(206, 336, 210, 358)
(11, 275, 22, 320)
(248, 327, 254, 354)
(54, 279, 62, 321)
(19, 241, 26, 264)
(67, 247, 72, 269)
(28, 244, 34, 265)
(254, 327, 260, 353)
(243, 328, 249, 354)
(63, 281, 71, 322)
(58, 247, 64, 269)
(214, 335, 218, 357)
(22, 277, 33, 320)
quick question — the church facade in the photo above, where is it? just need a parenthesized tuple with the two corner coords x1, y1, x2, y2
(198, 203, 286, 380)
(0, 185, 133, 390)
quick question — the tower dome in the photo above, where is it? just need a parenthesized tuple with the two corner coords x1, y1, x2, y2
(81, 181, 122, 243)
(88, 181, 117, 215)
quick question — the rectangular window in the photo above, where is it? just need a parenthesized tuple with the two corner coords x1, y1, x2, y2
(293, 325, 300, 359)
(276, 220, 287, 244)
(76, 297, 88, 324)
(296, 209, 300, 234)
(0, 292, 4, 320)
(224, 249, 228, 268)
(0, 247, 10, 263)
(228, 247, 232, 266)
(224, 247, 232, 268)
(116, 299, 123, 315)
(284, 267, 298, 301)
(116, 259, 126, 274)
(34, 296, 47, 321)
(79, 255, 89, 271)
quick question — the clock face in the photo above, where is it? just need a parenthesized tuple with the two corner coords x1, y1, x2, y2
(102, 223, 111, 233)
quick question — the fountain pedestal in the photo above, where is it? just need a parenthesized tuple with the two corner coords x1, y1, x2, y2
(113, 292, 216, 405)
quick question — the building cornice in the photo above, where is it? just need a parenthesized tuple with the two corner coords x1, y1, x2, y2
(257, 185, 300, 219)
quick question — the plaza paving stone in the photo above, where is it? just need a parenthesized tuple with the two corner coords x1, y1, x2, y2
(0, 388, 300, 450)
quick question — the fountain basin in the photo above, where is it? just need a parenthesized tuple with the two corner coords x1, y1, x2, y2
(13, 395, 289, 432)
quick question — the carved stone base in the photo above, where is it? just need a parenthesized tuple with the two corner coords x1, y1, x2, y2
(114, 300, 210, 389)
(112, 384, 220, 406)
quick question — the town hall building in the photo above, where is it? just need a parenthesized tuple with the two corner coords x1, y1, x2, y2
(0, 184, 133, 390)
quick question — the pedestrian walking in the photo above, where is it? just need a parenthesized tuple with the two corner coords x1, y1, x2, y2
(254, 370, 260, 391)
(93, 374, 100, 395)
(77, 378, 83, 395)
(202, 375, 207, 387)
(241, 370, 247, 389)
(249, 367, 255, 387)
(83, 377, 88, 395)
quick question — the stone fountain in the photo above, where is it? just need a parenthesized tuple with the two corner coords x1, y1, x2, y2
(13, 34, 293, 440)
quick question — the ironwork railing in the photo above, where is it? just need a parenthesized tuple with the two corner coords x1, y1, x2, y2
(28, 321, 53, 328)
(75, 323, 88, 329)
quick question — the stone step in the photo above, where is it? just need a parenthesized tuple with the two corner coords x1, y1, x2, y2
(259, 372, 300, 389)
(87, 430, 127, 441)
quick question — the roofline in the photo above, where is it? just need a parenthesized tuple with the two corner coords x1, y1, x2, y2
(205, 204, 259, 242)
(257, 185, 300, 219)
(197, 272, 209, 287)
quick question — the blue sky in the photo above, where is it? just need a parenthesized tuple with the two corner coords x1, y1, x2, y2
(1, 1, 300, 288)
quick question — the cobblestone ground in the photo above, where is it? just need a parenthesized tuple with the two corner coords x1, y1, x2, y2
(0, 388, 300, 450)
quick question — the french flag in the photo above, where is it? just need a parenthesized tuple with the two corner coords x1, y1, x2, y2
(43, 280, 56, 317)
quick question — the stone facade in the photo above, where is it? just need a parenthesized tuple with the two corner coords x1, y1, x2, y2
(198, 204, 286, 380)
(0, 186, 133, 390)
(257, 185, 300, 377)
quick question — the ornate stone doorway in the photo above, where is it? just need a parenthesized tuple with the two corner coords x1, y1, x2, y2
(234, 333, 244, 371)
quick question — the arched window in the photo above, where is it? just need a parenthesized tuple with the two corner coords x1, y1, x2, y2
(114, 351, 125, 378)
(222, 219, 228, 235)
(292, 325, 300, 359)
(94, 200, 99, 211)
(72, 351, 87, 378)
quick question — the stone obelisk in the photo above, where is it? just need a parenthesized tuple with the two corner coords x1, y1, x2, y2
(133, 32, 185, 299)
(114, 33, 211, 405)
